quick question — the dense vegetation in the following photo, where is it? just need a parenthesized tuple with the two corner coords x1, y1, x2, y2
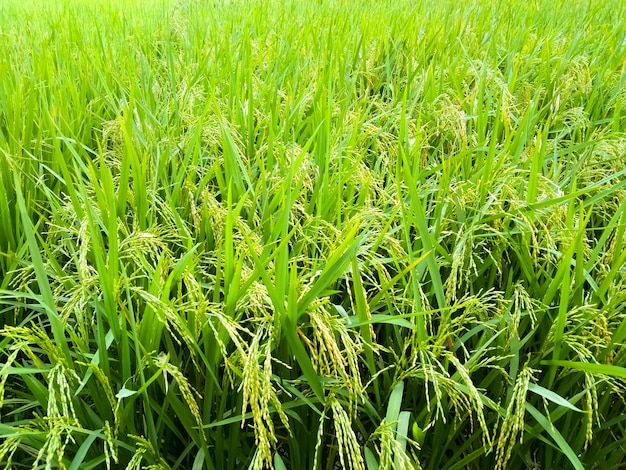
(1, 0, 626, 468)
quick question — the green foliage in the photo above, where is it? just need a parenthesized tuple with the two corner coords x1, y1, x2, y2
(1, 0, 626, 468)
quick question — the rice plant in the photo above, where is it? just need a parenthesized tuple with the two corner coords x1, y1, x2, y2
(1, 0, 626, 468)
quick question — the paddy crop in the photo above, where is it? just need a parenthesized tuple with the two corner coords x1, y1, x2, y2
(1, 0, 626, 468)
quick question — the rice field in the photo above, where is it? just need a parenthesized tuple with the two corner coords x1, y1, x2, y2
(1, 0, 626, 468)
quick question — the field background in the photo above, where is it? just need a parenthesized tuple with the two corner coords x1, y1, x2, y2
(1, 0, 626, 468)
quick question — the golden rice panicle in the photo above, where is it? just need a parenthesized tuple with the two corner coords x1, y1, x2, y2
(330, 396, 366, 470)
(240, 329, 289, 470)
(495, 366, 537, 470)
